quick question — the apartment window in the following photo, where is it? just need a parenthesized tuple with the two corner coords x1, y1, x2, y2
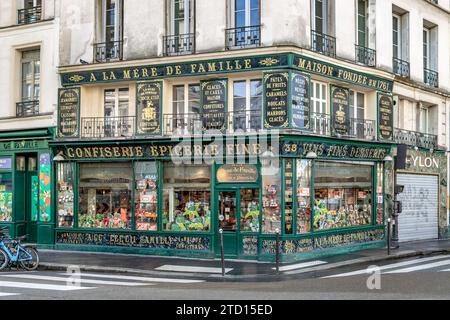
(21, 50, 40, 103)
(311, 81, 327, 114)
(356, 0, 368, 47)
(94, 0, 123, 62)
(423, 28, 430, 70)
(232, 79, 263, 131)
(103, 88, 129, 137)
(226, 0, 261, 50)
(235, 0, 260, 27)
(349, 91, 365, 120)
(392, 15, 401, 59)
(18, 0, 42, 24)
(419, 106, 429, 134)
(171, 84, 201, 134)
(312, 0, 328, 34)
(164, 0, 195, 55)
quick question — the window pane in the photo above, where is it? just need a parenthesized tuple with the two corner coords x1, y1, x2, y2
(314, 162, 373, 230)
(78, 163, 132, 229)
(262, 165, 281, 234)
(240, 189, 260, 233)
(188, 84, 200, 114)
(135, 162, 158, 231)
(250, 9, 260, 25)
(235, 0, 245, 11)
(163, 163, 211, 232)
(297, 160, 312, 234)
(0, 173, 13, 222)
(57, 163, 74, 228)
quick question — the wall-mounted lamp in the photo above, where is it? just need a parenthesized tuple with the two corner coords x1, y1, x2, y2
(305, 151, 318, 159)
(383, 155, 394, 162)
(53, 151, 65, 162)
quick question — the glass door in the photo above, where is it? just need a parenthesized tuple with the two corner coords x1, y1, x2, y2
(218, 191, 238, 256)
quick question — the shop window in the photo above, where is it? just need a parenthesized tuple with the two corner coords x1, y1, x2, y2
(240, 189, 260, 233)
(162, 163, 211, 232)
(297, 160, 312, 234)
(135, 162, 158, 231)
(376, 163, 384, 225)
(78, 163, 132, 229)
(262, 166, 281, 234)
(0, 173, 13, 222)
(57, 163, 75, 228)
(313, 161, 373, 230)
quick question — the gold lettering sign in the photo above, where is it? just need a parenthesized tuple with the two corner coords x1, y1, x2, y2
(216, 164, 259, 183)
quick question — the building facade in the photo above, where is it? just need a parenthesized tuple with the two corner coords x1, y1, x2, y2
(1, 0, 449, 261)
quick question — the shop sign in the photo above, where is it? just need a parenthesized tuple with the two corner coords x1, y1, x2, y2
(264, 71, 289, 129)
(216, 164, 258, 183)
(291, 72, 311, 130)
(58, 87, 80, 138)
(61, 54, 288, 86)
(56, 232, 211, 251)
(282, 140, 388, 160)
(378, 93, 394, 141)
(201, 79, 227, 132)
(405, 149, 443, 173)
(284, 160, 294, 234)
(331, 86, 350, 136)
(0, 158, 12, 170)
(136, 81, 162, 135)
(293, 55, 393, 92)
(1, 140, 43, 151)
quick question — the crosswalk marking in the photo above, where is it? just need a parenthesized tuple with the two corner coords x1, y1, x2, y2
(0, 274, 153, 287)
(58, 273, 205, 284)
(0, 292, 20, 297)
(384, 259, 450, 274)
(0, 281, 94, 291)
(155, 265, 233, 274)
(322, 255, 449, 278)
(272, 260, 327, 272)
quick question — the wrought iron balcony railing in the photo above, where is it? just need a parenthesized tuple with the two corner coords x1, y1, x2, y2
(16, 100, 39, 118)
(424, 68, 439, 88)
(355, 45, 376, 67)
(311, 30, 336, 58)
(18, 6, 42, 25)
(163, 33, 195, 56)
(94, 41, 123, 63)
(394, 128, 438, 150)
(81, 116, 135, 138)
(226, 25, 261, 50)
(393, 58, 410, 78)
(310, 112, 376, 140)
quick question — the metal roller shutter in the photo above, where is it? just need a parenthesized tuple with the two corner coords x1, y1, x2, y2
(396, 174, 439, 242)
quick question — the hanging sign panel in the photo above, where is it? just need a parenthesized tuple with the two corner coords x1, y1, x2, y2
(264, 71, 289, 129)
(378, 93, 394, 141)
(331, 86, 350, 136)
(201, 79, 228, 132)
(136, 81, 162, 135)
(291, 72, 311, 130)
(58, 87, 80, 138)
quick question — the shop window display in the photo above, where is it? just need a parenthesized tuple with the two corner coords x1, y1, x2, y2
(0, 173, 12, 222)
(79, 163, 132, 229)
(240, 189, 260, 233)
(313, 162, 373, 230)
(57, 163, 74, 227)
(262, 167, 281, 234)
(297, 160, 312, 234)
(163, 163, 211, 232)
(135, 162, 158, 231)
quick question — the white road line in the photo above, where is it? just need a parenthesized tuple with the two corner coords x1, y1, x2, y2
(0, 281, 94, 291)
(272, 260, 327, 272)
(384, 259, 450, 274)
(0, 292, 20, 297)
(58, 273, 205, 284)
(322, 255, 449, 278)
(0, 274, 153, 287)
(155, 265, 233, 274)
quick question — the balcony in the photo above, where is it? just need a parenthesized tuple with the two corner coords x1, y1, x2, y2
(393, 58, 410, 78)
(424, 68, 439, 88)
(81, 116, 135, 139)
(394, 128, 438, 150)
(94, 41, 123, 63)
(16, 100, 39, 118)
(163, 33, 195, 56)
(311, 30, 336, 58)
(311, 113, 376, 141)
(226, 25, 261, 50)
(18, 6, 42, 25)
(355, 45, 376, 67)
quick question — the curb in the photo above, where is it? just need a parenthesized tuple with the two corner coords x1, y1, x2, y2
(38, 248, 450, 281)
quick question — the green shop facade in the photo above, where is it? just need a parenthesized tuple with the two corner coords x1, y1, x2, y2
(47, 51, 398, 261)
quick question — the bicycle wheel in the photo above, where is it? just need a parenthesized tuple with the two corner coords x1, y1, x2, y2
(19, 246, 39, 271)
(0, 249, 9, 271)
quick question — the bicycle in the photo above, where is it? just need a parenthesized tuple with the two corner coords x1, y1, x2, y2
(0, 227, 39, 271)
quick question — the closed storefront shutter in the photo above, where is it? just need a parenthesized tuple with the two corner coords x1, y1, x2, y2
(397, 174, 438, 242)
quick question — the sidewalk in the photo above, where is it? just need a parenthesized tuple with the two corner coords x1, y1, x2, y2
(37, 239, 450, 280)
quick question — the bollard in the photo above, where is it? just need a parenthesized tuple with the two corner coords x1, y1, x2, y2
(387, 218, 391, 256)
(275, 229, 280, 274)
(219, 229, 225, 277)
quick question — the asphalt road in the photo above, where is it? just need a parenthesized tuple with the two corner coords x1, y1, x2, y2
(0, 254, 449, 300)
